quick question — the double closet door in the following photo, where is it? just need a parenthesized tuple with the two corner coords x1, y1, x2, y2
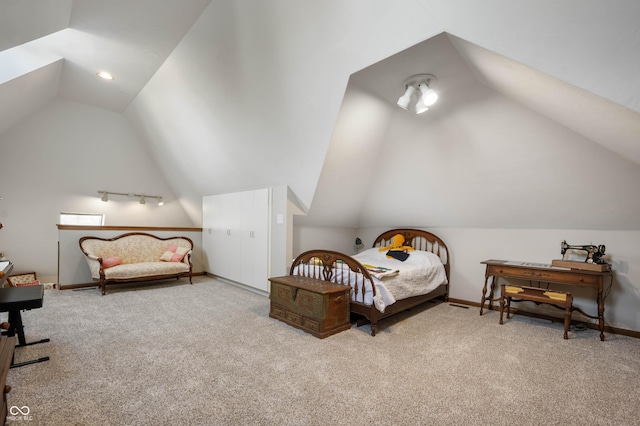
(203, 188, 270, 292)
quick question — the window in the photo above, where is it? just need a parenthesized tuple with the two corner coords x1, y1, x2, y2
(59, 212, 105, 226)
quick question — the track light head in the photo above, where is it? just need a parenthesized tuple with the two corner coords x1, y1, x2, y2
(396, 85, 416, 110)
(419, 82, 438, 106)
(139, 196, 146, 205)
(415, 98, 429, 114)
(99, 191, 109, 202)
(157, 197, 164, 206)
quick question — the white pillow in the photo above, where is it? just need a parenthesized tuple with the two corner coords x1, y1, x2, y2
(160, 250, 174, 262)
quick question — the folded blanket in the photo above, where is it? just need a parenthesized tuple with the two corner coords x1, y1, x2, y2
(362, 264, 399, 280)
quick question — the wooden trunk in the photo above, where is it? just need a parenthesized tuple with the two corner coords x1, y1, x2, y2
(269, 275, 351, 339)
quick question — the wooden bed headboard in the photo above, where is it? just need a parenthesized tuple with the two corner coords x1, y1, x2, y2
(373, 229, 450, 280)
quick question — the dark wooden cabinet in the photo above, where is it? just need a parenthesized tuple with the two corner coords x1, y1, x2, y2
(269, 275, 351, 338)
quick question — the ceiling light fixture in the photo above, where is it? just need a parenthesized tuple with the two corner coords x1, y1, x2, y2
(396, 73, 438, 114)
(97, 71, 114, 80)
(97, 191, 164, 206)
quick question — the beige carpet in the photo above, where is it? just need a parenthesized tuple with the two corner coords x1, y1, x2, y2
(5, 276, 640, 425)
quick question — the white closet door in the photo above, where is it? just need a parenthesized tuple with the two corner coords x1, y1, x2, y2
(202, 195, 216, 273)
(240, 188, 269, 291)
(220, 191, 243, 282)
(203, 188, 270, 291)
(205, 192, 241, 281)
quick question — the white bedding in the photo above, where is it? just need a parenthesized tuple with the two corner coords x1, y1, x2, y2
(355, 248, 448, 309)
(292, 248, 447, 313)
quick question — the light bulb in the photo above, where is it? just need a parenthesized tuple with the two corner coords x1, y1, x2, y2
(419, 83, 438, 106)
(415, 99, 429, 114)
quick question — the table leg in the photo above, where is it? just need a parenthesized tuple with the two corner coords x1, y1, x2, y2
(563, 294, 573, 340)
(480, 275, 490, 315)
(7, 309, 49, 348)
(480, 275, 496, 315)
(597, 288, 605, 341)
(499, 285, 506, 324)
(487, 276, 496, 311)
(7, 310, 26, 347)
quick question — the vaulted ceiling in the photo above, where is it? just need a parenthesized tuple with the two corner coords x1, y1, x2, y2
(2, 1, 640, 230)
(0, 0, 211, 133)
(304, 31, 640, 230)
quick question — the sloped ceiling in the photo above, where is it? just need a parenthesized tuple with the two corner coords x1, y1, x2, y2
(298, 32, 640, 230)
(0, 0, 211, 120)
(450, 35, 640, 166)
(1, 1, 640, 230)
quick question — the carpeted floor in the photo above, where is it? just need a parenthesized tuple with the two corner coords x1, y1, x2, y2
(5, 276, 640, 425)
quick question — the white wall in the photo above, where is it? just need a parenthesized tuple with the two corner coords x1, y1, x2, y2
(292, 226, 359, 264)
(294, 86, 394, 228)
(356, 84, 640, 230)
(269, 185, 289, 278)
(0, 98, 194, 282)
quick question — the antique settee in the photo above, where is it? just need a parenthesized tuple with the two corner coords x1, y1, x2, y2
(79, 232, 193, 295)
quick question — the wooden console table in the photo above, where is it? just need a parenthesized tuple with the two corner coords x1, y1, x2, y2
(480, 259, 613, 341)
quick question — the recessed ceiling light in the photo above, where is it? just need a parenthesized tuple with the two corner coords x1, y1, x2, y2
(97, 71, 114, 80)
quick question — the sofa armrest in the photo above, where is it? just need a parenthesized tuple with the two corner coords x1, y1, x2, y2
(81, 254, 103, 279)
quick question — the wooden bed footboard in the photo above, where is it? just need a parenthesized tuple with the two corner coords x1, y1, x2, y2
(289, 249, 376, 303)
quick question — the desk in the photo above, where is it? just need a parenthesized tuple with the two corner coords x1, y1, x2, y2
(480, 259, 613, 341)
(0, 286, 49, 367)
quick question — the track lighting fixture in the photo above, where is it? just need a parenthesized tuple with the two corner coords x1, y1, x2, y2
(396, 73, 438, 114)
(97, 191, 164, 206)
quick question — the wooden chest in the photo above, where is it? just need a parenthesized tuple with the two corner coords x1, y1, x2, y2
(269, 275, 351, 338)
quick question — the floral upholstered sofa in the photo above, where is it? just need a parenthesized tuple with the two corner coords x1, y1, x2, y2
(79, 232, 193, 295)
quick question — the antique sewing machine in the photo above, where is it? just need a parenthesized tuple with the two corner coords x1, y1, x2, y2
(560, 240, 607, 265)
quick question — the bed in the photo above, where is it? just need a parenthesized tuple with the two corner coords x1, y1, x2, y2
(289, 229, 450, 336)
